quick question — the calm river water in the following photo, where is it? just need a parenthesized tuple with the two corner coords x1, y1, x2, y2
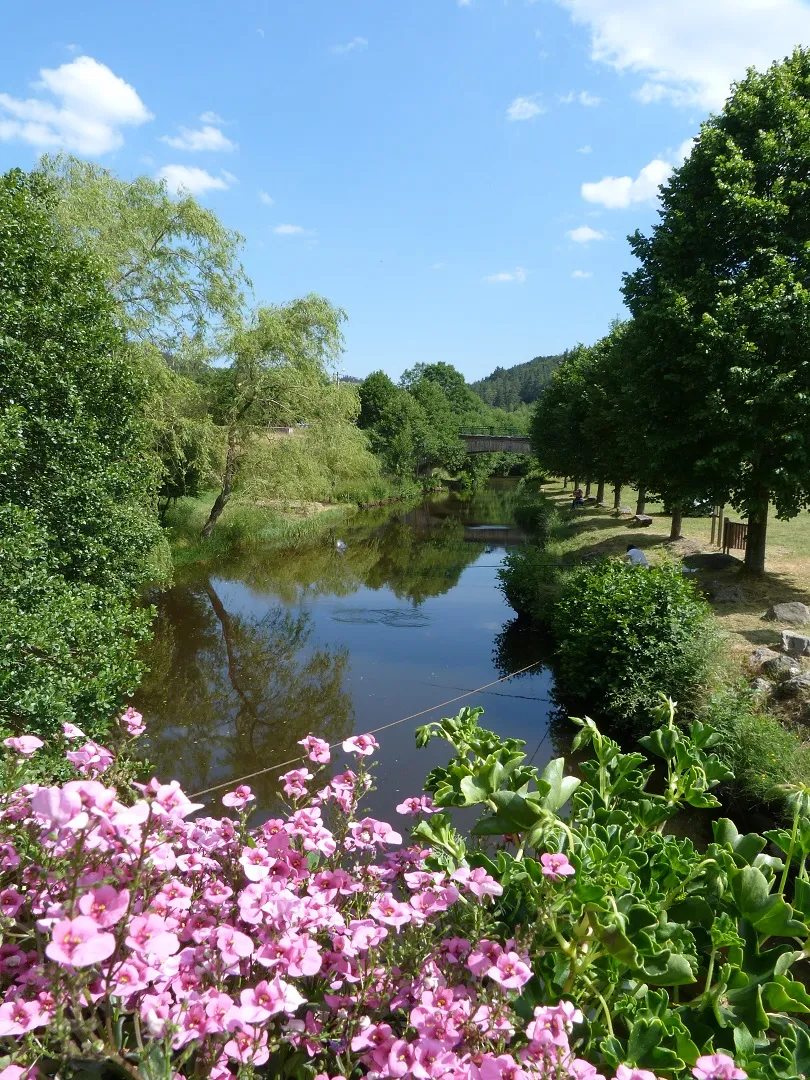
(136, 482, 565, 822)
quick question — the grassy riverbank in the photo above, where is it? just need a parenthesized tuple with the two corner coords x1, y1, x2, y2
(502, 479, 810, 811)
(164, 481, 424, 567)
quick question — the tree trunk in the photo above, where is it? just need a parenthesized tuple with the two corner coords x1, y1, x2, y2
(635, 486, 647, 515)
(613, 483, 622, 510)
(573, 477, 580, 490)
(669, 505, 683, 541)
(744, 491, 769, 575)
(562, 477, 568, 489)
(202, 430, 240, 538)
(585, 480, 592, 498)
(596, 480, 605, 504)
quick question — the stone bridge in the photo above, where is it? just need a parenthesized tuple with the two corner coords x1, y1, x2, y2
(459, 434, 533, 455)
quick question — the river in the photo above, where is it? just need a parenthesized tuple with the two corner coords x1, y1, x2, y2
(136, 482, 563, 822)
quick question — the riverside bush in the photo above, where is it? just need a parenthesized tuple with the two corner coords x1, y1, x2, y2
(551, 561, 717, 727)
(0, 706, 784, 1080)
(498, 545, 562, 628)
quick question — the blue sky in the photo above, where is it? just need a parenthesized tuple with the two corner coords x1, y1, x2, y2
(3, 0, 810, 382)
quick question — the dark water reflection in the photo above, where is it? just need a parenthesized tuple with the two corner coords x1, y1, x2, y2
(137, 483, 562, 822)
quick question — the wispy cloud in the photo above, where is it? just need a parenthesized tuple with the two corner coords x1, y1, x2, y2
(567, 225, 605, 244)
(0, 55, 152, 155)
(157, 165, 235, 197)
(484, 267, 527, 284)
(332, 36, 368, 55)
(572, 269, 593, 278)
(200, 110, 225, 125)
(558, 90, 602, 106)
(258, 190, 274, 206)
(161, 124, 235, 152)
(431, 262, 445, 270)
(273, 223, 313, 236)
(257, 28, 265, 37)
(577, 144, 592, 154)
(506, 95, 545, 121)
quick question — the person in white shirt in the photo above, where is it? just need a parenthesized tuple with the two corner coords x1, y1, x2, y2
(625, 544, 649, 567)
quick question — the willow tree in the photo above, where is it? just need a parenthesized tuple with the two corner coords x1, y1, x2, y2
(623, 49, 810, 573)
(202, 296, 345, 537)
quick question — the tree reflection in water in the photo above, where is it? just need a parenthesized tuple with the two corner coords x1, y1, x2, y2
(136, 579, 352, 809)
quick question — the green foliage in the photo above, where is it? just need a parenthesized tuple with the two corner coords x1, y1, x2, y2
(0, 168, 160, 736)
(411, 702, 810, 1079)
(552, 560, 718, 726)
(622, 49, 810, 569)
(471, 352, 568, 409)
(40, 153, 247, 353)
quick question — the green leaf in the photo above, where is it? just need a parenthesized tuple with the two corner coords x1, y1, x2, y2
(489, 790, 545, 829)
(459, 774, 491, 806)
(765, 976, 810, 1013)
(539, 756, 580, 813)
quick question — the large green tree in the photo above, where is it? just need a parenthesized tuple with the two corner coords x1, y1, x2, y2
(0, 168, 160, 735)
(623, 49, 810, 572)
(202, 296, 345, 536)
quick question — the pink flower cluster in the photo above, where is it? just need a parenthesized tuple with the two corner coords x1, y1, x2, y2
(0, 728, 747, 1080)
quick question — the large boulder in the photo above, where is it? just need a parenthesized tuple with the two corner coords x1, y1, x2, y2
(704, 582, 744, 603)
(765, 602, 810, 626)
(779, 675, 810, 700)
(749, 647, 781, 672)
(761, 654, 802, 681)
(782, 630, 810, 657)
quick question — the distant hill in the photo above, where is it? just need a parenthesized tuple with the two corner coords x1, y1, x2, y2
(470, 352, 568, 410)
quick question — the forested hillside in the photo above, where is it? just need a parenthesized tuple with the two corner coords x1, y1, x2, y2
(471, 352, 568, 409)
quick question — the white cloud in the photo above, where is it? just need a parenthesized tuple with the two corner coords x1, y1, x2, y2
(484, 267, 528, 283)
(273, 224, 312, 236)
(431, 262, 445, 270)
(257, 28, 265, 37)
(161, 124, 235, 151)
(554, 0, 810, 110)
(258, 190, 274, 206)
(567, 225, 605, 243)
(507, 95, 545, 121)
(459, 0, 472, 6)
(572, 269, 593, 278)
(559, 90, 602, 106)
(577, 144, 592, 153)
(0, 55, 151, 155)
(332, 36, 368, 55)
(200, 111, 225, 125)
(581, 156, 673, 208)
(157, 165, 234, 196)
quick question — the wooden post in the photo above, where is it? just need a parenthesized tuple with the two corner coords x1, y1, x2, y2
(710, 507, 717, 547)
(718, 505, 725, 550)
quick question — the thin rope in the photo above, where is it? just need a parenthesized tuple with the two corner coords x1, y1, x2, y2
(189, 660, 543, 799)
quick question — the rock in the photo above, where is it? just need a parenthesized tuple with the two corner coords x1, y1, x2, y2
(616, 506, 634, 516)
(765, 602, 810, 626)
(779, 675, 810, 699)
(704, 582, 744, 603)
(782, 630, 810, 657)
(682, 553, 741, 571)
(761, 654, 801, 681)
(633, 514, 653, 528)
(749, 647, 781, 672)
(750, 677, 772, 695)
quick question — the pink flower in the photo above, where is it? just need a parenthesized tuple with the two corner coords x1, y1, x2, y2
(125, 915, 180, 960)
(281, 768, 313, 799)
(239, 976, 305, 1021)
(30, 786, 87, 830)
(452, 866, 503, 899)
(222, 785, 255, 810)
(0, 889, 24, 918)
(78, 886, 130, 928)
(342, 733, 379, 756)
(396, 795, 436, 815)
(61, 722, 85, 740)
(692, 1055, 747, 1080)
(223, 1025, 269, 1066)
(0, 999, 49, 1035)
(3, 736, 43, 757)
(369, 893, 413, 928)
(298, 735, 331, 763)
(120, 707, 146, 736)
(540, 852, 576, 882)
(215, 926, 254, 965)
(65, 740, 114, 775)
(614, 1068, 659, 1080)
(46, 917, 115, 968)
(487, 951, 532, 989)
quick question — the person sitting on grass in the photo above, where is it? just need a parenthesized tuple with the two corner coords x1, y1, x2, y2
(571, 487, 585, 508)
(625, 544, 649, 567)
